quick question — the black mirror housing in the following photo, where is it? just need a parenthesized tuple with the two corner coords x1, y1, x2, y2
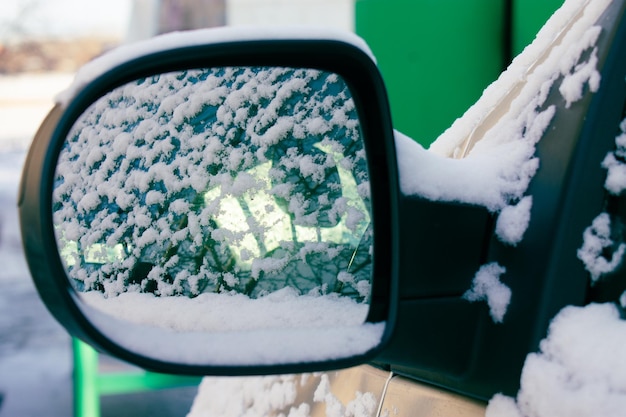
(18, 28, 400, 376)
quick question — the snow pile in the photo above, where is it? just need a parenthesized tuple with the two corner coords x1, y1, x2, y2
(81, 287, 368, 333)
(186, 374, 304, 417)
(479, 0, 626, 413)
(80, 288, 385, 367)
(486, 303, 626, 417)
(462, 263, 511, 323)
(490, 101, 626, 417)
(186, 372, 379, 417)
(395, 129, 544, 213)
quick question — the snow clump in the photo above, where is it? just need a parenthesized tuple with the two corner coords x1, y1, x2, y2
(602, 117, 626, 195)
(495, 196, 533, 246)
(463, 263, 511, 324)
(577, 213, 625, 283)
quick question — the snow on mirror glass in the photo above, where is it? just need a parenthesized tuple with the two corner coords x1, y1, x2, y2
(51, 67, 384, 365)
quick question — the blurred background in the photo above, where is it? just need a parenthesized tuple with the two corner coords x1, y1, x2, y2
(0, 0, 353, 74)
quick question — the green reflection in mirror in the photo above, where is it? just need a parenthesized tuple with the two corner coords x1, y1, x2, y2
(53, 66, 372, 304)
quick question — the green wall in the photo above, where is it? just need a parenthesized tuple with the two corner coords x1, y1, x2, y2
(512, 0, 565, 55)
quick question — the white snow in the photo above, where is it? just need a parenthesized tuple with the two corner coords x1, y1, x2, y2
(313, 374, 377, 417)
(54, 66, 372, 303)
(602, 117, 626, 195)
(396, 0, 612, 324)
(462, 263, 511, 324)
(187, 374, 304, 417)
(74, 272, 385, 368)
(577, 116, 626, 282)
(4, 0, 625, 413)
(81, 287, 369, 334)
(395, 0, 626, 414)
(476, 0, 626, 414)
(186, 371, 379, 417)
(428, 0, 609, 159)
(395, 130, 543, 212)
(577, 213, 626, 283)
(79, 296, 385, 365)
(495, 196, 533, 246)
(487, 304, 626, 417)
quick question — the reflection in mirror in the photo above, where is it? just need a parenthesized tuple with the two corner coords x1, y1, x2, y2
(51, 66, 383, 365)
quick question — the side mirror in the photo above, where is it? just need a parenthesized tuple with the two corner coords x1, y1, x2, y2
(18, 28, 399, 375)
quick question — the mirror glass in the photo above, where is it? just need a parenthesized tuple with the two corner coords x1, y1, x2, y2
(52, 66, 383, 366)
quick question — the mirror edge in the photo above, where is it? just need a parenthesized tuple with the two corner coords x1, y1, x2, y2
(18, 35, 400, 376)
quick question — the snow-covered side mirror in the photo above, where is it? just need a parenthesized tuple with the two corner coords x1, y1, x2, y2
(18, 29, 399, 375)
